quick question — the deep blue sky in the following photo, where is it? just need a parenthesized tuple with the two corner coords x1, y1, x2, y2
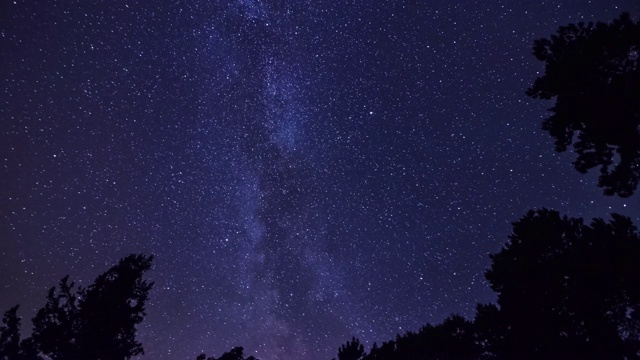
(2, 1, 639, 359)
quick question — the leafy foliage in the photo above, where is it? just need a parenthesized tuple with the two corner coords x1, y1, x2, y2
(2, 254, 154, 360)
(486, 209, 640, 359)
(335, 337, 366, 360)
(74, 254, 154, 359)
(526, 12, 640, 197)
(31, 276, 79, 359)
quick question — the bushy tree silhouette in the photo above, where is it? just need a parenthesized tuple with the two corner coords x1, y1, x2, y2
(334, 337, 366, 360)
(485, 209, 640, 359)
(526, 12, 640, 197)
(472, 303, 505, 359)
(73, 254, 154, 359)
(2, 253, 154, 360)
(332, 209, 640, 360)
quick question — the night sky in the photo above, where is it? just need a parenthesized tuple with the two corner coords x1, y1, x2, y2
(2, 1, 640, 359)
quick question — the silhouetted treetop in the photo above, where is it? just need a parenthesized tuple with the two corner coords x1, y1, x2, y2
(526, 12, 640, 197)
(31, 275, 79, 359)
(75, 254, 154, 359)
(335, 337, 366, 360)
(2, 253, 154, 360)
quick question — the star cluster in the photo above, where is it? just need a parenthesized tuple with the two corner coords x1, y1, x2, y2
(2, 1, 639, 359)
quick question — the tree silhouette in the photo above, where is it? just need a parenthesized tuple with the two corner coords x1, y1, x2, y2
(473, 303, 505, 359)
(0, 306, 20, 359)
(31, 275, 79, 359)
(335, 337, 366, 360)
(26, 254, 153, 360)
(485, 209, 640, 359)
(74, 254, 154, 359)
(365, 340, 396, 360)
(526, 12, 640, 197)
(346, 209, 640, 359)
(0, 306, 39, 360)
(196, 346, 258, 360)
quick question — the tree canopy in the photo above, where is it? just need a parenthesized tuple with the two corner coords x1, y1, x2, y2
(335, 337, 366, 360)
(526, 12, 640, 197)
(1, 254, 154, 360)
(486, 209, 640, 359)
(332, 210, 640, 359)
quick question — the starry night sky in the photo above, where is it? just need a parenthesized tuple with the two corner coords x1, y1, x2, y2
(2, 1, 639, 359)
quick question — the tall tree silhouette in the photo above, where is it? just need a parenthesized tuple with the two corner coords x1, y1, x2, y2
(29, 254, 154, 360)
(485, 209, 640, 359)
(75, 254, 154, 359)
(526, 12, 640, 197)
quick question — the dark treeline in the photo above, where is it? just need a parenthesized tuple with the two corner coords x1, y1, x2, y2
(2, 11, 640, 360)
(333, 210, 640, 360)
(3, 210, 639, 359)
(196, 346, 258, 360)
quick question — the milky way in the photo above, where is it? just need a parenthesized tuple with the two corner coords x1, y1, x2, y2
(2, 1, 639, 360)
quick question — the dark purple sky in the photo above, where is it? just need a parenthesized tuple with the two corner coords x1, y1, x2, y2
(2, 1, 639, 359)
